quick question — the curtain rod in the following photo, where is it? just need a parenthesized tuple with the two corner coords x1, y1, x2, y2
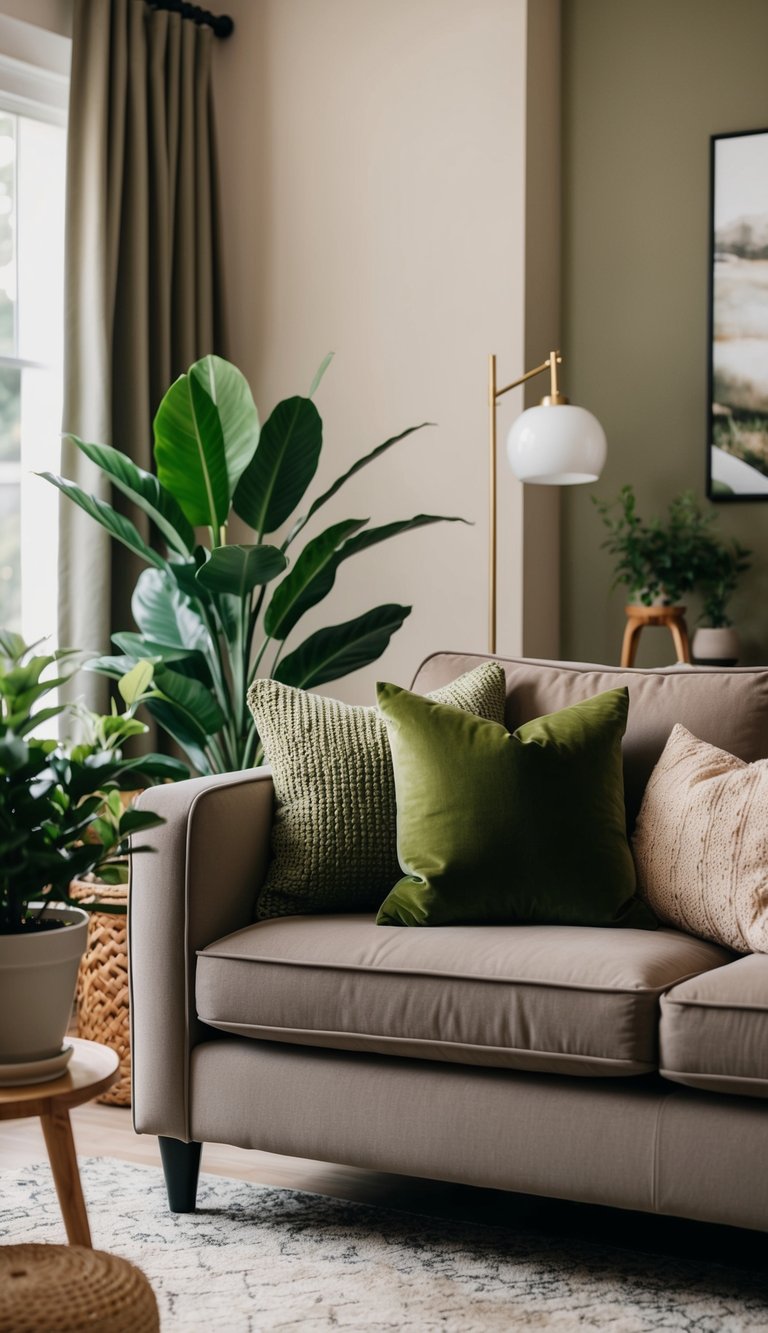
(146, 1, 234, 39)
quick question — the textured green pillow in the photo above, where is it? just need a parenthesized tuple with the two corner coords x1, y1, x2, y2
(376, 682, 655, 929)
(247, 662, 507, 920)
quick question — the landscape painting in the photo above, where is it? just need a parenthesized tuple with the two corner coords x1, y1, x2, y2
(708, 128, 768, 500)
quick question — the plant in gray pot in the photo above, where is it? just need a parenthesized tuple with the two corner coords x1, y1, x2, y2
(0, 631, 186, 1082)
(693, 539, 752, 666)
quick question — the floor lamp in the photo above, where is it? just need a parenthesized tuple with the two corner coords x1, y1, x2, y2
(488, 350, 607, 654)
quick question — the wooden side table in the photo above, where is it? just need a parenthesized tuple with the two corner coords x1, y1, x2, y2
(0, 1037, 118, 1247)
(620, 604, 692, 668)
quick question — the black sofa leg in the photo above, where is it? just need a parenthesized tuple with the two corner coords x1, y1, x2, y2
(158, 1137, 202, 1213)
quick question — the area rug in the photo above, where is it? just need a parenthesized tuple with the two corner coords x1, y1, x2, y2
(1, 1159, 767, 1331)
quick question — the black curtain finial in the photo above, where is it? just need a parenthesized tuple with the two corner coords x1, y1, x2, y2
(146, 1, 234, 39)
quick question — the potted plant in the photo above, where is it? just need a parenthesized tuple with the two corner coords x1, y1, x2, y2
(0, 631, 187, 1079)
(693, 539, 752, 665)
(593, 485, 720, 608)
(42, 354, 466, 775)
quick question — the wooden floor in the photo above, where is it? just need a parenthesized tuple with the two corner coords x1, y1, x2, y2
(2, 1097, 766, 1272)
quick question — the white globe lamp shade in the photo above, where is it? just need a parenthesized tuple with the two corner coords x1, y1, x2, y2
(506, 403, 607, 485)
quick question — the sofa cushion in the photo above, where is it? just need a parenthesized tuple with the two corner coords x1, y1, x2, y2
(245, 662, 507, 920)
(660, 954, 768, 1099)
(196, 915, 731, 1077)
(411, 653, 768, 829)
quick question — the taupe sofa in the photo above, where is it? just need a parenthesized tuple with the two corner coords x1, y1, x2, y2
(130, 653, 768, 1231)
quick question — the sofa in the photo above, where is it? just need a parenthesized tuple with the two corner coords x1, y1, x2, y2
(129, 652, 768, 1232)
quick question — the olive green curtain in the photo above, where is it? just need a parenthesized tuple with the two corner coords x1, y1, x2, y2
(59, 0, 222, 710)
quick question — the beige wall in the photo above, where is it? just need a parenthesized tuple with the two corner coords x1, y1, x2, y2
(0, 0, 71, 37)
(562, 0, 768, 668)
(214, 0, 560, 701)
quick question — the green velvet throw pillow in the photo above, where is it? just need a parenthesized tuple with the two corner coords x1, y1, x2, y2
(376, 682, 655, 929)
(247, 662, 507, 920)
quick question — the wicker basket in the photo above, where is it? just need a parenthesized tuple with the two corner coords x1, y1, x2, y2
(71, 878, 131, 1107)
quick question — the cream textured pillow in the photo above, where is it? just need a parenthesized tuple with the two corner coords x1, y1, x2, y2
(247, 662, 507, 920)
(633, 723, 768, 953)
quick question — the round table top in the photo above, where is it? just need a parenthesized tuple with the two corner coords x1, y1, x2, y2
(0, 1038, 119, 1119)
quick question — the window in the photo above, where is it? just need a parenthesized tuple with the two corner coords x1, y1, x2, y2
(0, 23, 68, 647)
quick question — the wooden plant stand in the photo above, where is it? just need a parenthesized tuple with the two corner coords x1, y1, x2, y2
(0, 1038, 118, 1247)
(620, 604, 691, 668)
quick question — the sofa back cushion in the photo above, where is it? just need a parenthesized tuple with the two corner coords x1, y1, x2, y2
(410, 653, 768, 829)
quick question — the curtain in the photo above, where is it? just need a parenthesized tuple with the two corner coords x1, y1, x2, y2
(59, 0, 222, 710)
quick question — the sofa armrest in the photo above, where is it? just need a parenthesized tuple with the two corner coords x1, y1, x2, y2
(129, 767, 273, 1140)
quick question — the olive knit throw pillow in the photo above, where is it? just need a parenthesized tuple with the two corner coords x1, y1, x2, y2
(247, 661, 507, 920)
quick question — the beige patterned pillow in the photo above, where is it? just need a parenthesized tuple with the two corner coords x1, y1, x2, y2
(633, 723, 768, 953)
(247, 662, 507, 920)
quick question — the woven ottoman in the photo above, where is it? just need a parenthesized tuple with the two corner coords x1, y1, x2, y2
(0, 1244, 158, 1333)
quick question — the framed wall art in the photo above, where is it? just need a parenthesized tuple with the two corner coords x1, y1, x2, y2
(708, 127, 768, 501)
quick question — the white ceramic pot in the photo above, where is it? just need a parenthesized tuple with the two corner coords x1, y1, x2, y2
(692, 626, 740, 667)
(0, 905, 89, 1064)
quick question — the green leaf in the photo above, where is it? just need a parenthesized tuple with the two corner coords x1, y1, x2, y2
(141, 698, 212, 775)
(154, 370, 229, 530)
(274, 604, 411, 690)
(118, 660, 155, 706)
(87, 655, 140, 679)
(91, 865, 130, 887)
(153, 664, 226, 738)
(189, 356, 260, 496)
(13, 705, 66, 738)
(286, 424, 432, 546)
(308, 352, 334, 398)
(263, 519, 367, 641)
(117, 753, 189, 783)
(38, 474, 167, 570)
(0, 630, 27, 661)
(233, 396, 322, 537)
(69, 437, 195, 556)
(340, 514, 467, 560)
(112, 808, 166, 836)
(195, 544, 287, 598)
(0, 735, 28, 772)
(111, 633, 202, 665)
(132, 568, 210, 654)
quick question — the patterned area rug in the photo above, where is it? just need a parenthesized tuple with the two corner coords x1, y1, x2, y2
(1, 1159, 767, 1331)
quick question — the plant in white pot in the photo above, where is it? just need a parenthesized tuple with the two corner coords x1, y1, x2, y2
(693, 539, 752, 666)
(0, 631, 186, 1081)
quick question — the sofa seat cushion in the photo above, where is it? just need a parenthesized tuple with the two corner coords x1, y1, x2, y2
(660, 955, 768, 1099)
(196, 916, 731, 1077)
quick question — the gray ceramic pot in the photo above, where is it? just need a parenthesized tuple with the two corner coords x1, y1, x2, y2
(0, 905, 88, 1066)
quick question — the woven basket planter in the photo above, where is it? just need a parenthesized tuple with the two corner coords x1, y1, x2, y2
(70, 878, 131, 1107)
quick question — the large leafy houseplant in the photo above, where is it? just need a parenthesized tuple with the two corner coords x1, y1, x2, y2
(0, 631, 187, 934)
(44, 355, 463, 775)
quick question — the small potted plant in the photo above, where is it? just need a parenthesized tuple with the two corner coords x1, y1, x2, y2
(593, 485, 719, 608)
(0, 631, 186, 1080)
(693, 539, 752, 666)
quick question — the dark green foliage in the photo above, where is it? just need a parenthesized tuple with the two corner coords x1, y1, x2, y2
(0, 633, 187, 933)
